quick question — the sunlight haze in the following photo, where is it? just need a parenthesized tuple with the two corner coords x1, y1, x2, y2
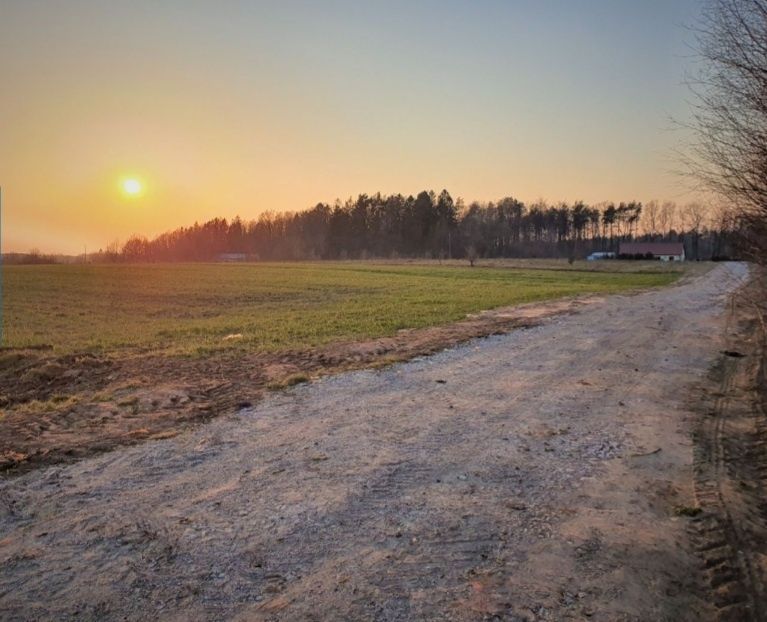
(1, 0, 703, 253)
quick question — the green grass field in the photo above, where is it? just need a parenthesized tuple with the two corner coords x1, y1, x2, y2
(3, 262, 681, 355)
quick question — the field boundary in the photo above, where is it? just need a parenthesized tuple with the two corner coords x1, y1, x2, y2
(0, 294, 601, 474)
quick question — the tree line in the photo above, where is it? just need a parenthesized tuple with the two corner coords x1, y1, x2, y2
(106, 191, 735, 263)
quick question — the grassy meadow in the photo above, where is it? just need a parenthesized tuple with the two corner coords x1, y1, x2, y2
(3, 261, 681, 356)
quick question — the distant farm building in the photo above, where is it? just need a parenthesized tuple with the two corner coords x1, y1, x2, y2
(586, 251, 615, 261)
(217, 253, 248, 262)
(618, 242, 685, 261)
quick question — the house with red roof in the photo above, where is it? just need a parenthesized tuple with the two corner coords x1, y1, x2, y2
(618, 242, 685, 261)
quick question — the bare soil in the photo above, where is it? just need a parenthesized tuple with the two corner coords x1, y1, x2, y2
(0, 262, 759, 621)
(0, 296, 599, 473)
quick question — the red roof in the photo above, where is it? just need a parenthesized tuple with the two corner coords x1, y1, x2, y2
(619, 242, 684, 256)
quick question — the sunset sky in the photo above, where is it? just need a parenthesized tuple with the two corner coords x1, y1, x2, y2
(2, 1, 704, 254)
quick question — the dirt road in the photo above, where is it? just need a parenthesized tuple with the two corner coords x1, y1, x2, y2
(0, 263, 754, 621)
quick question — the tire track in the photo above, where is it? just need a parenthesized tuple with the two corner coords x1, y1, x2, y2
(691, 336, 767, 621)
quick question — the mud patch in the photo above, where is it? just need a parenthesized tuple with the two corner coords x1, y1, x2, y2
(0, 349, 113, 407)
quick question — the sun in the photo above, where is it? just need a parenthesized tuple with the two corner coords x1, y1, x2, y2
(122, 178, 143, 196)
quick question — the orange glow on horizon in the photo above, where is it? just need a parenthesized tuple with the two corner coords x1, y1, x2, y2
(1, 2, 709, 254)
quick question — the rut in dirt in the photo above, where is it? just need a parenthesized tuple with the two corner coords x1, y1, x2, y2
(690, 301, 767, 622)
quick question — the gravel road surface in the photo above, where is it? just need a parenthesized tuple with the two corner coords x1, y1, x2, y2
(0, 263, 750, 621)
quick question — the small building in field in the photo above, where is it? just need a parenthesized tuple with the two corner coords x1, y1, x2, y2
(218, 253, 247, 262)
(586, 251, 615, 261)
(618, 242, 685, 261)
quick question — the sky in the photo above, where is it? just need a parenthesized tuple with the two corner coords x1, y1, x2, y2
(1, 0, 705, 254)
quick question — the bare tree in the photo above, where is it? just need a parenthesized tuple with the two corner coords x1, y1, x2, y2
(682, 202, 708, 231)
(687, 0, 767, 261)
(643, 200, 660, 236)
(683, 202, 708, 260)
(104, 239, 122, 263)
(659, 201, 678, 236)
